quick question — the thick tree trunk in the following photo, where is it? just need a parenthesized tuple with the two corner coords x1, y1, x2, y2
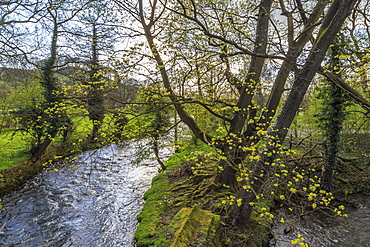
(219, 0, 272, 186)
(275, 0, 358, 140)
(230, 0, 358, 226)
(228, 0, 272, 135)
(31, 128, 59, 161)
(321, 41, 346, 190)
(32, 20, 60, 161)
(219, 0, 330, 188)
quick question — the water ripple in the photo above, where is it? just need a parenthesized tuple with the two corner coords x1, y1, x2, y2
(0, 141, 172, 247)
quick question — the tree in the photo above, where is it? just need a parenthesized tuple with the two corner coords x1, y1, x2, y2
(0, 0, 42, 26)
(0, 67, 42, 134)
(316, 38, 351, 190)
(116, 0, 363, 227)
(59, 0, 128, 142)
(0, 0, 45, 65)
(123, 84, 172, 169)
(21, 0, 91, 159)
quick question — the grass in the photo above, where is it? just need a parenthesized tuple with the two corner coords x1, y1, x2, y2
(0, 113, 118, 196)
(0, 130, 30, 169)
(0, 117, 92, 170)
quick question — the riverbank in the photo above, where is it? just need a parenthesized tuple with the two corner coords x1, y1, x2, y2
(135, 142, 272, 246)
(0, 139, 102, 197)
(2, 134, 369, 245)
(135, 140, 370, 246)
(0, 113, 123, 196)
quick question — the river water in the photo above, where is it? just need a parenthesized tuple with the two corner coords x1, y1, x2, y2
(0, 141, 172, 247)
(270, 194, 370, 246)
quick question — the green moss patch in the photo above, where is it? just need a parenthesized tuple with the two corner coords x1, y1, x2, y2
(169, 207, 221, 247)
(135, 143, 216, 246)
(134, 150, 188, 246)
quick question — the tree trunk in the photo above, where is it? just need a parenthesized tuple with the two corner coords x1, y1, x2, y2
(219, 0, 272, 186)
(32, 19, 60, 160)
(31, 128, 59, 161)
(88, 22, 105, 142)
(231, 0, 358, 226)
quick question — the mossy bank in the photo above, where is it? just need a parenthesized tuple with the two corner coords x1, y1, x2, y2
(134, 143, 272, 247)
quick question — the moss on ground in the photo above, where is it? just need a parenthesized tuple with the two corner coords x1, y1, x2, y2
(135, 142, 218, 246)
(135, 146, 193, 246)
(169, 207, 221, 247)
(134, 142, 273, 247)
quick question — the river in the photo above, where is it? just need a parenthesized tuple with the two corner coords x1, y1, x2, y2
(0, 141, 172, 247)
(270, 193, 370, 246)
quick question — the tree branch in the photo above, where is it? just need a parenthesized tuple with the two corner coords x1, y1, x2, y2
(318, 67, 370, 112)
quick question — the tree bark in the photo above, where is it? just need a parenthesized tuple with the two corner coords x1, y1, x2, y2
(275, 0, 359, 141)
(219, 0, 273, 186)
(231, 0, 359, 226)
(228, 0, 272, 135)
(88, 21, 105, 142)
(260, 0, 330, 126)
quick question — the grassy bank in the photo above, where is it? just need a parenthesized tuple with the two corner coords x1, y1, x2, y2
(0, 135, 104, 197)
(0, 130, 30, 170)
(135, 142, 217, 246)
(1, 145, 64, 196)
(0, 116, 116, 197)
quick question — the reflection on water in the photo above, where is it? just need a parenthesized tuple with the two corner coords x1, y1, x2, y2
(270, 194, 370, 246)
(0, 141, 172, 247)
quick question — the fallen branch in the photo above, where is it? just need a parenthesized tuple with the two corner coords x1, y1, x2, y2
(318, 67, 370, 112)
(337, 156, 360, 162)
(287, 155, 324, 162)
